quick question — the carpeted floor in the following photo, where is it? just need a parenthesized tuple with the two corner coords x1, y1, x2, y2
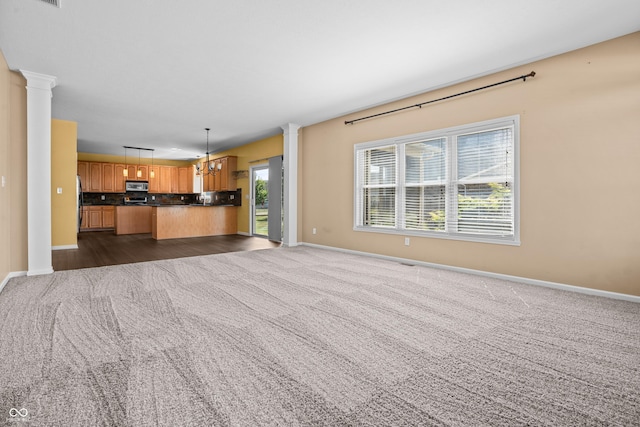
(1, 246, 638, 426)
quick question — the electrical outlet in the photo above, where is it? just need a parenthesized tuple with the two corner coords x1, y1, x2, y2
(312, 228, 317, 235)
(230, 195, 234, 200)
(181, 196, 184, 200)
(57, 187, 63, 194)
(404, 237, 410, 246)
(151, 195, 155, 201)
(101, 195, 105, 200)
(1, 176, 5, 187)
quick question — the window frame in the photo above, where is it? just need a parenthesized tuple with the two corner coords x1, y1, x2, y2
(353, 115, 520, 246)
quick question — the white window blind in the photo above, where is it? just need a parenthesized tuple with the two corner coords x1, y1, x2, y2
(455, 128, 514, 236)
(356, 145, 396, 227)
(354, 116, 519, 245)
(404, 138, 447, 231)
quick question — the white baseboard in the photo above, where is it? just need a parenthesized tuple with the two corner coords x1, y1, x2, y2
(0, 271, 27, 294)
(52, 244, 78, 250)
(300, 242, 640, 303)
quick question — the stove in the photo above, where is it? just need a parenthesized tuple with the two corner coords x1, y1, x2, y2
(123, 196, 148, 205)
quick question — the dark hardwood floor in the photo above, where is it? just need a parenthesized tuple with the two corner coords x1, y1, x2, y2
(52, 232, 281, 271)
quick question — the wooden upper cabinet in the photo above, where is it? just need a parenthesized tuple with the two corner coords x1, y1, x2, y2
(77, 161, 90, 191)
(222, 156, 237, 191)
(114, 164, 126, 192)
(89, 162, 102, 192)
(170, 166, 179, 193)
(149, 166, 161, 193)
(78, 161, 196, 194)
(178, 167, 191, 193)
(199, 156, 236, 192)
(159, 166, 173, 193)
(126, 164, 148, 181)
(102, 163, 115, 192)
(137, 165, 149, 181)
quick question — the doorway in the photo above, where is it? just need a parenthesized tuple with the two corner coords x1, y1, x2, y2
(250, 156, 283, 242)
(251, 165, 269, 237)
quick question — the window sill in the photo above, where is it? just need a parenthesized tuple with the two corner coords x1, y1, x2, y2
(353, 225, 521, 246)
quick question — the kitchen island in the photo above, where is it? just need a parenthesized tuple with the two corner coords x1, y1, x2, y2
(151, 205, 238, 240)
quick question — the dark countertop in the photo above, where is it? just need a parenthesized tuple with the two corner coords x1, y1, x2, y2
(83, 203, 236, 207)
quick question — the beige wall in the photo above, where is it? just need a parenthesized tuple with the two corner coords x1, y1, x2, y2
(0, 50, 28, 282)
(51, 119, 78, 248)
(300, 32, 640, 296)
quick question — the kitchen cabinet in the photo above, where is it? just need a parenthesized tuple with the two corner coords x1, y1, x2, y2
(149, 166, 161, 193)
(102, 163, 115, 192)
(171, 167, 179, 193)
(178, 167, 191, 193)
(80, 206, 89, 230)
(201, 156, 236, 192)
(78, 161, 195, 194)
(102, 206, 115, 228)
(159, 166, 173, 193)
(127, 165, 148, 181)
(220, 156, 237, 191)
(114, 164, 126, 192)
(84, 206, 115, 230)
(89, 162, 103, 192)
(77, 161, 90, 190)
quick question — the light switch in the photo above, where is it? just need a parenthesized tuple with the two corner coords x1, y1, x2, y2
(1, 176, 5, 187)
(57, 187, 63, 194)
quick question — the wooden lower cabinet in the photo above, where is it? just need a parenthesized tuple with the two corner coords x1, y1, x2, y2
(103, 206, 115, 228)
(82, 206, 115, 230)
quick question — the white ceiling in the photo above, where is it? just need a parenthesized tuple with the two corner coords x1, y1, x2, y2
(1, 0, 639, 160)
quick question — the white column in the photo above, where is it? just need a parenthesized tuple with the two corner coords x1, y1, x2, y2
(20, 70, 57, 276)
(281, 123, 300, 247)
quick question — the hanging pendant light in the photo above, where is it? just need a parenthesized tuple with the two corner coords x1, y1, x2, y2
(137, 149, 142, 178)
(203, 128, 213, 176)
(150, 150, 155, 179)
(123, 146, 128, 177)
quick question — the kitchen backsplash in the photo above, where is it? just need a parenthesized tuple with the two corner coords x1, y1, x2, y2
(83, 189, 242, 206)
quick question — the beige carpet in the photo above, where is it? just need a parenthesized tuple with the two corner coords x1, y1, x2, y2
(1, 246, 638, 426)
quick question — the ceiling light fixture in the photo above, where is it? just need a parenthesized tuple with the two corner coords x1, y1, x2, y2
(150, 150, 155, 179)
(123, 146, 155, 179)
(197, 128, 215, 177)
(123, 147, 128, 177)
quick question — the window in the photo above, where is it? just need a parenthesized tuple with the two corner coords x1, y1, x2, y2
(354, 116, 519, 245)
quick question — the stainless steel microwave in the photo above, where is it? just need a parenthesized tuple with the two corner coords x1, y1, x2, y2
(125, 181, 149, 192)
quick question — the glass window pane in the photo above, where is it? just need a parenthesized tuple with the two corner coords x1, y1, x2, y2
(405, 138, 446, 184)
(363, 187, 396, 227)
(405, 185, 445, 231)
(365, 146, 396, 186)
(458, 128, 512, 183)
(457, 183, 513, 235)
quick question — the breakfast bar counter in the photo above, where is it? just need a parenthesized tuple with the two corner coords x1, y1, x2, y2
(151, 205, 238, 240)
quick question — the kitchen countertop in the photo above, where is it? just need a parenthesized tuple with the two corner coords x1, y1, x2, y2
(85, 203, 236, 207)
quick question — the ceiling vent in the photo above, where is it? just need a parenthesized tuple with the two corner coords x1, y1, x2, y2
(38, 0, 61, 7)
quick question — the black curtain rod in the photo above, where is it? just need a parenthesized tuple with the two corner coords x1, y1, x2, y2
(345, 71, 536, 125)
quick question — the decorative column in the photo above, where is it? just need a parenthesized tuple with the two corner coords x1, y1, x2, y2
(20, 70, 57, 276)
(281, 123, 300, 247)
